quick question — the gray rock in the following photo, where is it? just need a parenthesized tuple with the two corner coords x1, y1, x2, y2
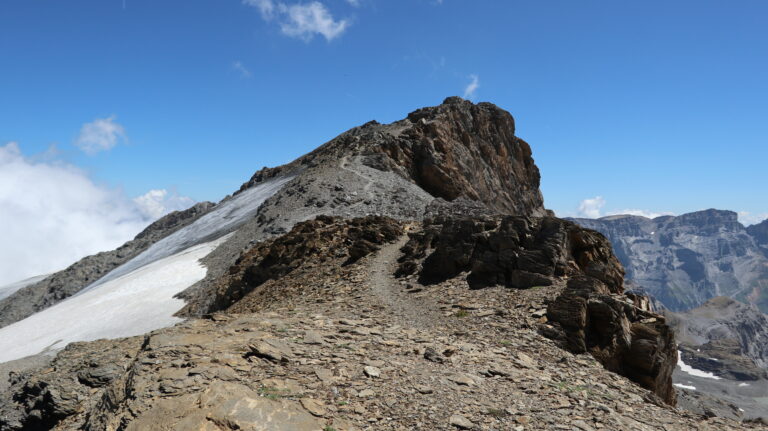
(569, 209, 768, 313)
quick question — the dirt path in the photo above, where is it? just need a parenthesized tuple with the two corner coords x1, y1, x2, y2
(338, 155, 374, 193)
(367, 234, 442, 330)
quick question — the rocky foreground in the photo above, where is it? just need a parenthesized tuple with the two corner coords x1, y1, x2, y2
(2, 215, 764, 430)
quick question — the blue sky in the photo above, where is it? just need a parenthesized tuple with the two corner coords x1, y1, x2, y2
(1, 0, 767, 224)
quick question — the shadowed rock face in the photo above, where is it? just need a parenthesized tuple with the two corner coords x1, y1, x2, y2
(396, 215, 623, 292)
(393, 213, 676, 405)
(364, 97, 546, 216)
(569, 209, 768, 312)
(546, 276, 678, 405)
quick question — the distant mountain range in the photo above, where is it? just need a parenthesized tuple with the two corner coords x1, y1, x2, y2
(569, 210, 768, 313)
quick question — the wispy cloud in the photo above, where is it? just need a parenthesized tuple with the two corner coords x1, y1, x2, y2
(574, 196, 673, 219)
(244, 0, 275, 18)
(232, 60, 252, 78)
(0, 142, 194, 286)
(738, 211, 768, 226)
(133, 189, 195, 220)
(346, 0, 360, 6)
(606, 209, 675, 219)
(243, 0, 349, 42)
(577, 196, 606, 218)
(74, 116, 126, 155)
(463, 74, 479, 99)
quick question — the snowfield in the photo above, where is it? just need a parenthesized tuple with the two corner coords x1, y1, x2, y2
(78, 175, 294, 294)
(678, 350, 722, 380)
(0, 238, 226, 363)
(0, 177, 292, 364)
(673, 383, 697, 390)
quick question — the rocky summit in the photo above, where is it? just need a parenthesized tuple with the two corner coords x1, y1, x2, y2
(0, 98, 764, 430)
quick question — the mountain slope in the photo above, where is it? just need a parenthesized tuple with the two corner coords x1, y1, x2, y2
(569, 210, 768, 312)
(0, 97, 547, 362)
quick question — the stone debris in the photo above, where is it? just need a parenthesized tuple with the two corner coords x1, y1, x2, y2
(1, 220, 764, 430)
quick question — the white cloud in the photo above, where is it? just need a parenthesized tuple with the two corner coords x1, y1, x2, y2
(0, 142, 194, 286)
(577, 196, 606, 218)
(74, 116, 126, 155)
(280, 2, 348, 41)
(232, 60, 252, 78)
(738, 211, 768, 226)
(606, 209, 675, 219)
(243, 0, 349, 42)
(463, 74, 479, 99)
(243, 0, 275, 18)
(346, 0, 360, 6)
(134, 189, 195, 220)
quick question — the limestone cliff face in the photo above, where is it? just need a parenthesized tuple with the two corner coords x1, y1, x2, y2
(570, 210, 768, 312)
(747, 219, 768, 257)
(666, 296, 768, 379)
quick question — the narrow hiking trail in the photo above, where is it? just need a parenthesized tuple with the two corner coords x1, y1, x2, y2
(367, 234, 443, 330)
(338, 155, 374, 194)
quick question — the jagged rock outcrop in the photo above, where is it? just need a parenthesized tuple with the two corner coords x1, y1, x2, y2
(569, 209, 768, 312)
(196, 215, 403, 314)
(0, 202, 214, 329)
(362, 97, 546, 216)
(236, 97, 545, 217)
(395, 215, 623, 292)
(546, 275, 678, 405)
(0, 337, 143, 430)
(391, 214, 677, 405)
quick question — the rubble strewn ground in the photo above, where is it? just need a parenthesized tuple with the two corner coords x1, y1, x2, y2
(2, 224, 764, 430)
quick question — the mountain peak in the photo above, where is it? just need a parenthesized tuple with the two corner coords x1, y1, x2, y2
(240, 98, 545, 217)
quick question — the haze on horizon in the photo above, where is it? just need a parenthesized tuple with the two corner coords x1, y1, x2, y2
(1, 0, 767, 285)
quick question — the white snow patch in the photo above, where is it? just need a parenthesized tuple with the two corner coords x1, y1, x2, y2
(0, 237, 226, 363)
(78, 175, 294, 294)
(738, 382, 751, 387)
(673, 383, 696, 390)
(0, 274, 49, 301)
(677, 351, 722, 380)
